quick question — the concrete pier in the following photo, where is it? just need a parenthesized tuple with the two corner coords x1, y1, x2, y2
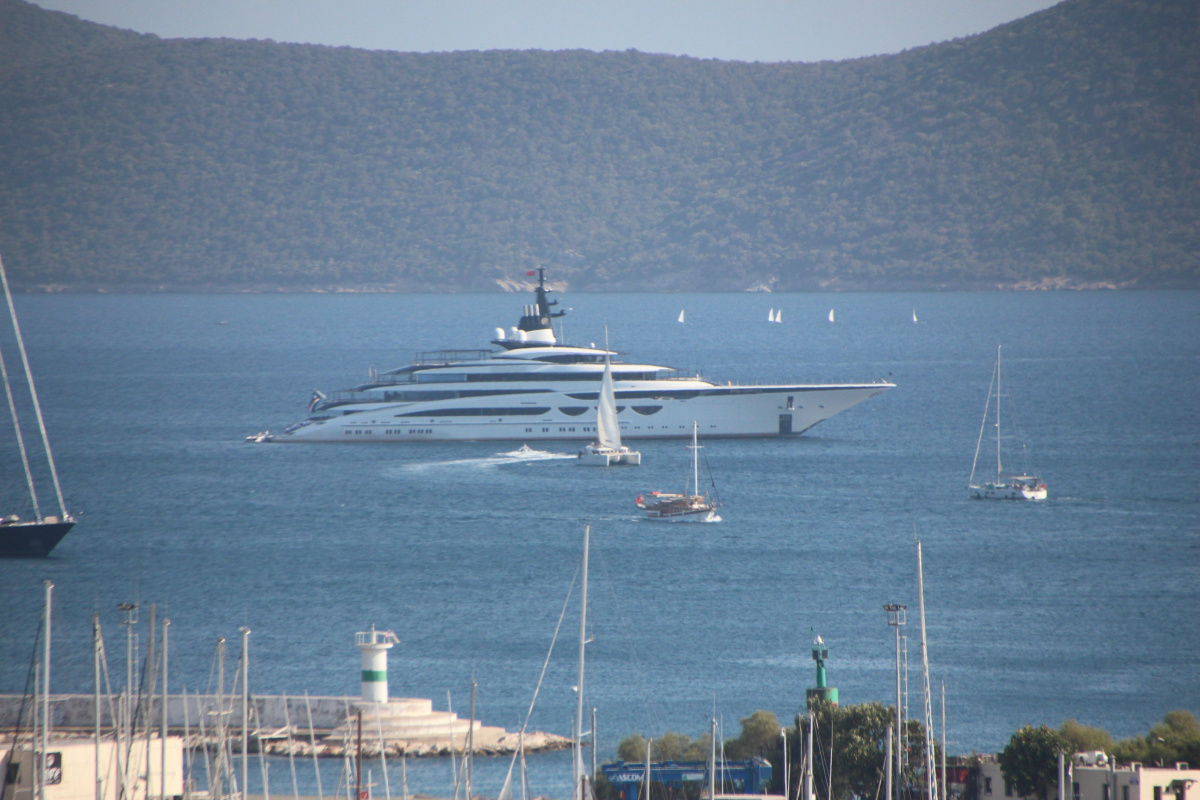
(0, 694, 570, 757)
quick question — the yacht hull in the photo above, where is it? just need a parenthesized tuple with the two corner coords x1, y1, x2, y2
(0, 520, 75, 557)
(968, 483, 1047, 501)
(276, 383, 890, 443)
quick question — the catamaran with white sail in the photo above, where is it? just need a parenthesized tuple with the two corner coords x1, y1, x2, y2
(578, 332, 640, 466)
(263, 269, 892, 443)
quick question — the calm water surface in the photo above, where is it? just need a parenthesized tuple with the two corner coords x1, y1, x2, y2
(1, 291, 1197, 798)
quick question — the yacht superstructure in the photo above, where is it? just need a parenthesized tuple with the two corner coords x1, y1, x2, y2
(268, 270, 893, 443)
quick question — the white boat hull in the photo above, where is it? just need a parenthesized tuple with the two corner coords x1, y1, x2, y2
(968, 482, 1047, 501)
(275, 383, 890, 443)
(578, 450, 642, 466)
(643, 508, 721, 522)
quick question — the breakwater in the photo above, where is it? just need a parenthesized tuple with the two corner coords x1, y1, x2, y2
(0, 694, 570, 757)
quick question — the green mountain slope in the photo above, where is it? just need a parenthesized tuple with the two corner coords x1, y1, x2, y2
(0, 0, 1195, 291)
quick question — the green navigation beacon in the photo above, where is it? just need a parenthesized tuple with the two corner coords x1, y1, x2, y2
(805, 634, 839, 707)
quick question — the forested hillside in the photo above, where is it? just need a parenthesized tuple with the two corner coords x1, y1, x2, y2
(0, 0, 1195, 291)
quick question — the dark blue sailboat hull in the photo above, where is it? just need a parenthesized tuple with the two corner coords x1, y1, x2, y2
(0, 520, 75, 557)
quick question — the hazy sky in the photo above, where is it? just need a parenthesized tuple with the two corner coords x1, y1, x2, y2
(33, 0, 1062, 63)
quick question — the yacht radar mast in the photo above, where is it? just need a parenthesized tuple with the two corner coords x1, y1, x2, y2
(494, 267, 566, 349)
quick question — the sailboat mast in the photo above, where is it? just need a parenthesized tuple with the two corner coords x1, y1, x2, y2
(93, 614, 102, 800)
(41, 580, 53, 800)
(241, 627, 250, 800)
(804, 713, 813, 800)
(692, 423, 699, 496)
(916, 542, 937, 800)
(995, 346, 1003, 481)
(939, 682, 946, 800)
(574, 525, 590, 800)
(0, 325, 40, 517)
(708, 717, 717, 800)
(644, 739, 652, 800)
(0, 254, 68, 517)
(162, 618, 170, 800)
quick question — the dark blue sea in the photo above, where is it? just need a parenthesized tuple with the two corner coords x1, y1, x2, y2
(1, 291, 1197, 799)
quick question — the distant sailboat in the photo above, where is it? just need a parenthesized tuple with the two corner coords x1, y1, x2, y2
(768, 308, 782, 324)
(677, 309, 685, 324)
(913, 309, 919, 324)
(828, 308, 835, 323)
(768, 308, 775, 323)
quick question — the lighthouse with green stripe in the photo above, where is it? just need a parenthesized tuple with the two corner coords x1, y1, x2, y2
(356, 625, 399, 703)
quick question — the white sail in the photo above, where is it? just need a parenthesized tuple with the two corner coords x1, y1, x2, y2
(913, 309, 918, 324)
(596, 353, 621, 450)
(768, 308, 775, 323)
(828, 308, 835, 323)
(677, 309, 685, 324)
(775, 308, 782, 323)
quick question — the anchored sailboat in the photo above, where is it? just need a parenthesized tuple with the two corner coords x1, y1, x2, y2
(0, 253, 74, 556)
(578, 334, 640, 466)
(967, 346, 1047, 501)
(635, 422, 720, 522)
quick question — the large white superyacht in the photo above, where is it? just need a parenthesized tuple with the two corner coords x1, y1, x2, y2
(267, 270, 893, 443)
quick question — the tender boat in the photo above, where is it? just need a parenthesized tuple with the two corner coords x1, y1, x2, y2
(967, 345, 1047, 501)
(0, 252, 75, 557)
(266, 269, 893, 443)
(636, 422, 720, 522)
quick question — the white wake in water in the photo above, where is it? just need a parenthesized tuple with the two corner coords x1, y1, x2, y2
(391, 445, 576, 473)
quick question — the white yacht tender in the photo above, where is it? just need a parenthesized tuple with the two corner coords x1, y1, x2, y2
(267, 270, 893, 443)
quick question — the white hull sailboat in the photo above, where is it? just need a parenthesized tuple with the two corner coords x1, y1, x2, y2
(578, 333, 640, 466)
(828, 308, 835, 323)
(967, 345, 1047, 501)
(635, 422, 720, 522)
(0, 252, 75, 557)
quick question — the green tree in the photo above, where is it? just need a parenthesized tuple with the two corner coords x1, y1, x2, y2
(1113, 711, 1200, 767)
(1058, 720, 1113, 754)
(798, 700, 924, 800)
(655, 731, 695, 762)
(618, 733, 650, 762)
(726, 711, 783, 760)
(999, 725, 1069, 800)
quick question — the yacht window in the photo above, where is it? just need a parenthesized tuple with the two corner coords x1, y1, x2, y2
(396, 407, 550, 417)
(559, 407, 589, 416)
(631, 405, 663, 415)
(418, 372, 468, 382)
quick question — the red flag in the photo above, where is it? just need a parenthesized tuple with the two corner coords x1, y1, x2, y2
(526, 270, 536, 276)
